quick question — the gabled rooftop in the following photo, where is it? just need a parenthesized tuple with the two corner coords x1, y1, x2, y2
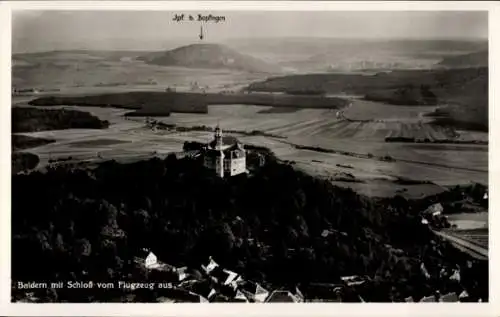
(265, 290, 303, 303)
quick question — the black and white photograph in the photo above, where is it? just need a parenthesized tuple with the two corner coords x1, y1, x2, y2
(6, 3, 492, 307)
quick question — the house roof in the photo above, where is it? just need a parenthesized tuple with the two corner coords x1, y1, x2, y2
(180, 280, 217, 301)
(341, 275, 367, 287)
(234, 290, 249, 302)
(209, 266, 238, 285)
(440, 292, 459, 302)
(423, 203, 443, 215)
(226, 144, 245, 155)
(265, 290, 301, 303)
(239, 281, 258, 294)
(420, 295, 437, 302)
(201, 257, 219, 274)
(212, 294, 231, 302)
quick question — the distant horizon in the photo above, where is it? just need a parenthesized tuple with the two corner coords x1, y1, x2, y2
(12, 37, 489, 55)
(12, 11, 488, 53)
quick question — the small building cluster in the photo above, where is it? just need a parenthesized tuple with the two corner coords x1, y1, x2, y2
(133, 251, 371, 303)
(134, 252, 308, 303)
(420, 203, 448, 227)
(407, 286, 467, 303)
(12, 87, 40, 95)
(189, 81, 208, 93)
(133, 246, 483, 303)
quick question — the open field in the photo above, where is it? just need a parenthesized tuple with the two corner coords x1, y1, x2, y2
(247, 67, 488, 132)
(446, 212, 488, 230)
(274, 144, 486, 187)
(30, 96, 486, 144)
(15, 50, 488, 138)
(434, 230, 488, 261)
(13, 55, 268, 94)
(342, 100, 437, 122)
(14, 100, 487, 198)
(435, 210, 488, 260)
(12, 51, 487, 198)
(445, 228, 488, 253)
(145, 101, 486, 143)
(69, 139, 131, 147)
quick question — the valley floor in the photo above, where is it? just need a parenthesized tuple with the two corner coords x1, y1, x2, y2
(13, 96, 488, 199)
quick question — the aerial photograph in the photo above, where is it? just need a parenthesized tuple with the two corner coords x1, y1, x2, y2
(11, 10, 488, 303)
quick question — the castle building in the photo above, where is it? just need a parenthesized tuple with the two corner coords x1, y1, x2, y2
(203, 125, 247, 177)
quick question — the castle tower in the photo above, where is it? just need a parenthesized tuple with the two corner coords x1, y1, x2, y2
(202, 123, 246, 178)
(217, 151, 225, 178)
(215, 124, 224, 177)
(214, 124, 223, 150)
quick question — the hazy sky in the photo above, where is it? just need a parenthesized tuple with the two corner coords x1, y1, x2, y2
(12, 11, 488, 52)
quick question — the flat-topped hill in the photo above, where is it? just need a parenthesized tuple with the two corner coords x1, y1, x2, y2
(137, 43, 281, 73)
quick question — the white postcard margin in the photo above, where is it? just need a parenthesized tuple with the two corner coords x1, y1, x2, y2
(0, 1, 498, 316)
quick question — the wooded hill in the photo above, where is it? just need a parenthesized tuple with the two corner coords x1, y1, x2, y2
(12, 154, 488, 302)
(247, 67, 488, 131)
(12, 107, 110, 133)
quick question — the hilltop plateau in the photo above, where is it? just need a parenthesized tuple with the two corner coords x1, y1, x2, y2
(137, 43, 281, 73)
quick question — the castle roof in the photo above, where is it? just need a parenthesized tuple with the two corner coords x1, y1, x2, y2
(205, 150, 224, 158)
(208, 136, 240, 149)
(204, 144, 245, 158)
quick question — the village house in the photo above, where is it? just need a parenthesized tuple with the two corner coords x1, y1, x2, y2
(134, 249, 183, 275)
(133, 253, 371, 303)
(236, 280, 270, 303)
(133, 250, 163, 270)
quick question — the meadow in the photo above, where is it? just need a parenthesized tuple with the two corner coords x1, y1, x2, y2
(12, 47, 488, 198)
(16, 101, 487, 198)
(13, 54, 267, 96)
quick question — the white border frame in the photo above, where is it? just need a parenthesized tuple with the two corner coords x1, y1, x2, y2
(1, 1, 498, 316)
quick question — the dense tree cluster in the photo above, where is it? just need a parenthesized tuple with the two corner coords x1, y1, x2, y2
(365, 84, 438, 106)
(12, 152, 40, 174)
(284, 89, 327, 96)
(12, 107, 110, 133)
(247, 67, 488, 131)
(12, 135, 55, 151)
(30, 90, 348, 118)
(11, 155, 488, 302)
